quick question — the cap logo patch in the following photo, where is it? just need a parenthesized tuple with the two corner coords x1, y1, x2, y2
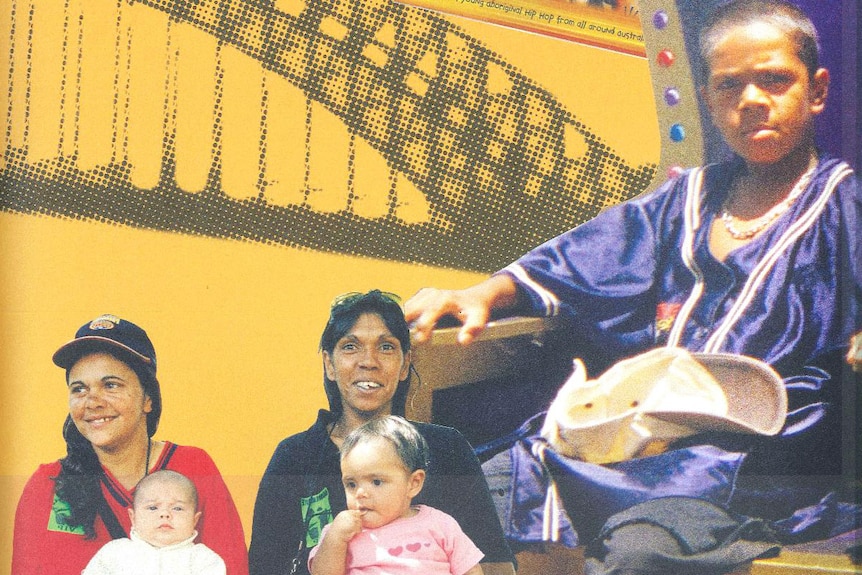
(89, 314, 122, 330)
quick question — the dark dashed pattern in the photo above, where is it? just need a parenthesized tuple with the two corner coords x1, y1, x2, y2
(1, 0, 656, 272)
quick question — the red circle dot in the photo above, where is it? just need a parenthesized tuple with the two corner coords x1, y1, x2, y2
(657, 49, 675, 67)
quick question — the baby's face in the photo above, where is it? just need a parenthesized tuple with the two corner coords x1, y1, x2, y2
(130, 479, 200, 547)
(341, 438, 424, 529)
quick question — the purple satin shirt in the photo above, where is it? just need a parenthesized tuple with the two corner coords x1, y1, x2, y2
(494, 156, 861, 543)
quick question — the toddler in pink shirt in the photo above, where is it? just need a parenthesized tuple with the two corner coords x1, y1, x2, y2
(309, 416, 484, 575)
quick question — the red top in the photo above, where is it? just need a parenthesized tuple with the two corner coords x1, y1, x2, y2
(12, 442, 249, 575)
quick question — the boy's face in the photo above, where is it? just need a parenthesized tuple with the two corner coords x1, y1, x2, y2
(703, 20, 828, 166)
(129, 479, 201, 547)
(341, 437, 425, 529)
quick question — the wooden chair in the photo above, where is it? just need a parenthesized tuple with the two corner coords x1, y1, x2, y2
(407, 315, 572, 430)
(408, 316, 574, 575)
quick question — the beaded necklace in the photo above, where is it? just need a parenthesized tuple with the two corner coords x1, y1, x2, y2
(720, 164, 815, 240)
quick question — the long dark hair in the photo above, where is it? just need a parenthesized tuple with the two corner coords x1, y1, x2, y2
(319, 290, 412, 417)
(52, 347, 161, 538)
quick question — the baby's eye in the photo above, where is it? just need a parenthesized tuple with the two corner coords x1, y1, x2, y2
(372, 479, 383, 486)
(344, 481, 356, 490)
(146, 505, 158, 511)
(173, 506, 185, 512)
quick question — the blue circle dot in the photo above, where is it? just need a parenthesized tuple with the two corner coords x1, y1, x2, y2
(664, 87, 681, 106)
(670, 124, 685, 142)
(652, 10, 669, 29)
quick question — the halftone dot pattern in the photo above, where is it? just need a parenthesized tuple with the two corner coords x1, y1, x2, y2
(1, 0, 656, 272)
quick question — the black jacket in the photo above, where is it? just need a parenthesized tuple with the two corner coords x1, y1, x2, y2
(249, 409, 514, 575)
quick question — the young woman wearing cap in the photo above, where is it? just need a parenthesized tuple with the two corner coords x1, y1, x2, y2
(11, 314, 250, 575)
(247, 291, 514, 575)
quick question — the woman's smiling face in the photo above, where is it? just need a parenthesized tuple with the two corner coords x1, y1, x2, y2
(67, 351, 152, 454)
(323, 313, 411, 420)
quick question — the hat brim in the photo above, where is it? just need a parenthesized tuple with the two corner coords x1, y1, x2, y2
(648, 353, 787, 436)
(53, 336, 154, 370)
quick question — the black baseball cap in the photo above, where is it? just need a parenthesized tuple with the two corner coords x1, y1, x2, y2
(53, 314, 157, 371)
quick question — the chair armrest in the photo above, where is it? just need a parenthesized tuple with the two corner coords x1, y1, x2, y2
(408, 315, 572, 422)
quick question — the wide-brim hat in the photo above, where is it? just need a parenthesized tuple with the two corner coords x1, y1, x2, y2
(53, 314, 157, 371)
(541, 347, 787, 463)
(647, 351, 786, 435)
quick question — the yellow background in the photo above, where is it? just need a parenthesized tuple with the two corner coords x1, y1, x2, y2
(0, 11, 659, 572)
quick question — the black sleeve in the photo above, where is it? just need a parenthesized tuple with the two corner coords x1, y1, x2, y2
(417, 424, 515, 565)
(249, 439, 308, 575)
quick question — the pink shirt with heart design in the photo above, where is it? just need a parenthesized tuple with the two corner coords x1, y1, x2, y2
(309, 504, 484, 575)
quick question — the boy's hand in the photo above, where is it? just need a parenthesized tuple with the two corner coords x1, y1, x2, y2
(405, 275, 519, 345)
(329, 510, 363, 542)
(405, 287, 490, 345)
